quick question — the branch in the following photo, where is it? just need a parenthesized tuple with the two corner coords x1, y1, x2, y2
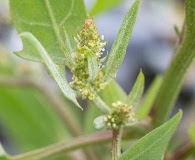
(112, 128, 123, 160)
(10, 130, 112, 160)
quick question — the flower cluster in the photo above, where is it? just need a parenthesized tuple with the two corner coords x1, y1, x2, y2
(69, 19, 107, 100)
(103, 101, 137, 129)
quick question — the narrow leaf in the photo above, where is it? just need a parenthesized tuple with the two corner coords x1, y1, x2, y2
(126, 70, 144, 107)
(152, 0, 195, 127)
(99, 80, 127, 107)
(62, 28, 76, 67)
(19, 32, 81, 109)
(188, 123, 195, 145)
(10, 0, 87, 64)
(136, 76, 162, 119)
(119, 111, 182, 160)
(104, 0, 140, 82)
(88, 54, 99, 81)
(90, 0, 125, 16)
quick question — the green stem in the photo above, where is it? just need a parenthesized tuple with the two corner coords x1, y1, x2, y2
(112, 127, 123, 160)
(152, 0, 195, 127)
(10, 131, 112, 160)
(93, 95, 111, 113)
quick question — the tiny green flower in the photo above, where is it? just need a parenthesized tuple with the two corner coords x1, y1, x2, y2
(103, 101, 138, 129)
(66, 18, 107, 100)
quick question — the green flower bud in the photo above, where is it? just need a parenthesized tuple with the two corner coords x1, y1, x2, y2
(104, 101, 138, 129)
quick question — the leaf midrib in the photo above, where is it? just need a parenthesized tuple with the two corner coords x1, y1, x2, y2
(44, 0, 61, 47)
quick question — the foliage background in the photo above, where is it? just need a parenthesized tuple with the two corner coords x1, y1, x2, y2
(0, 0, 194, 159)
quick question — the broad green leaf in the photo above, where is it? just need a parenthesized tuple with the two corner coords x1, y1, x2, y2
(119, 111, 182, 160)
(188, 123, 195, 145)
(104, 0, 140, 82)
(19, 32, 81, 109)
(10, 0, 87, 64)
(0, 49, 80, 159)
(136, 76, 162, 119)
(0, 88, 71, 154)
(153, 0, 195, 127)
(90, 0, 125, 16)
(126, 70, 144, 107)
(99, 80, 127, 107)
(88, 54, 99, 81)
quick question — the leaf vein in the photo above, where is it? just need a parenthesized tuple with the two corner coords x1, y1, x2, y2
(44, 0, 62, 47)
(60, 0, 75, 26)
(130, 126, 173, 160)
(18, 19, 51, 27)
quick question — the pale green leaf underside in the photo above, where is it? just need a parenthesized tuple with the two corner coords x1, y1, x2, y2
(126, 70, 144, 107)
(104, 0, 140, 82)
(19, 32, 81, 109)
(10, 0, 87, 64)
(119, 111, 182, 160)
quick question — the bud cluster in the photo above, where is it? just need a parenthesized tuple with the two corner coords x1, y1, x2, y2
(69, 19, 107, 100)
(103, 101, 137, 129)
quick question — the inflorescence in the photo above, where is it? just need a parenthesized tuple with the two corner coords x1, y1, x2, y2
(68, 19, 107, 100)
(103, 101, 137, 129)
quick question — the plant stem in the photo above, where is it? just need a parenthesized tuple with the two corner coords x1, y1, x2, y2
(112, 127, 123, 160)
(10, 130, 112, 160)
(93, 95, 111, 113)
(152, 0, 195, 127)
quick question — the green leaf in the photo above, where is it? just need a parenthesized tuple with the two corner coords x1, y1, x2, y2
(10, 0, 87, 64)
(84, 102, 103, 133)
(126, 70, 144, 107)
(88, 54, 99, 81)
(0, 143, 9, 160)
(0, 87, 71, 153)
(104, 0, 140, 83)
(93, 115, 106, 129)
(62, 28, 76, 67)
(90, 0, 125, 16)
(99, 80, 127, 107)
(188, 123, 195, 145)
(118, 111, 182, 160)
(152, 0, 195, 127)
(136, 76, 162, 119)
(19, 32, 82, 109)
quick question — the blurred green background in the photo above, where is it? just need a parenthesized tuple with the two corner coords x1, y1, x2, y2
(0, 0, 194, 159)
